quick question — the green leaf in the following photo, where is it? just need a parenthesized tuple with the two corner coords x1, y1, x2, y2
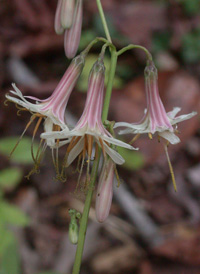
(117, 146, 144, 171)
(0, 201, 29, 227)
(0, 238, 21, 274)
(0, 136, 39, 164)
(0, 225, 16, 255)
(0, 168, 23, 190)
(77, 54, 123, 92)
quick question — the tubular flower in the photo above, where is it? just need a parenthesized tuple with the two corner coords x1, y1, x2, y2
(54, 0, 75, 34)
(115, 61, 197, 145)
(115, 61, 197, 191)
(42, 58, 136, 181)
(96, 159, 114, 223)
(64, 0, 83, 59)
(5, 54, 85, 175)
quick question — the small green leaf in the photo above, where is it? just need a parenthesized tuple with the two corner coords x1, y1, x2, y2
(0, 238, 21, 274)
(0, 168, 23, 190)
(0, 136, 39, 164)
(117, 146, 144, 171)
(0, 201, 29, 227)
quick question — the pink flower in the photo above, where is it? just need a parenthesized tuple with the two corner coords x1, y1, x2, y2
(96, 159, 114, 223)
(115, 61, 197, 145)
(5, 55, 84, 174)
(64, 0, 83, 59)
(42, 58, 136, 171)
(115, 60, 197, 191)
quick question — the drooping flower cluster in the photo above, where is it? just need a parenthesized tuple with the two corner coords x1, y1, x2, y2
(55, 0, 83, 59)
(5, 0, 198, 225)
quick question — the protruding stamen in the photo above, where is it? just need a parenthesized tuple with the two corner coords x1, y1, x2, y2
(75, 154, 85, 194)
(114, 165, 121, 187)
(31, 116, 43, 162)
(10, 115, 37, 158)
(164, 144, 177, 192)
(83, 135, 88, 159)
(148, 133, 153, 140)
(130, 134, 140, 144)
(99, 137, 106, 158)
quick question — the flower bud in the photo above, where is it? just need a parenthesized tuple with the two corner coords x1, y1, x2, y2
(55, 0, 64, 35)
(64, 0, 83, 59)
(95, 160, 114, 223)
(69, 221, 79, 244)
(61, 0, 75, 29)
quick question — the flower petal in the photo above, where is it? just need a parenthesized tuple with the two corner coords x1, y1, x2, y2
(103, 142, 125, 165)
(167, 107, 181, 119)
(159, 131, 180, 144)
(102, 135, 138, 151)
(67, 137, 84, 165)
(170, 111, 197, 125)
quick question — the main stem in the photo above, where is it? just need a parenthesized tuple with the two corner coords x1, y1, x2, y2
(72, 151, 100, 274)
(96, 0, 112, 43)
(72, 2, 117, 273)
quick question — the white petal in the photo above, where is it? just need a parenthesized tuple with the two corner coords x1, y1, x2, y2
(43, 118, 55, 147)
(114, 122, 134, 129)
(159, 131, 180, 144)
(167, 107, 181, 119)
(103, 143, 125, 165)
(102, 135, 138, 150)
(67, 137, 84, 165)
(41, 128, 73, 139)
(171, 111, 197, 125)
(118, 128, 138, 135)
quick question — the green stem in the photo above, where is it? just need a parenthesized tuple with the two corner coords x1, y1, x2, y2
(102, 48, 118, 122)
(117, 44, 152, 61)
(72, 151, 101, 274)
(81, 37, 109, 56)
(96, 0, 112, 43)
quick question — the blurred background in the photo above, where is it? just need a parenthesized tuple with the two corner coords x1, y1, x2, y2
(0, 0, 200, 273)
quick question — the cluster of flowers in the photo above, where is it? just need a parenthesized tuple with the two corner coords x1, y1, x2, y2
(5, 0, 197, 223)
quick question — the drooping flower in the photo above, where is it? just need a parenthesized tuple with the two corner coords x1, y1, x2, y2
(96, 159, 114, 223)
(115, 60, 197, 191)
(5, 54, 85, 175)
(54, 0, 75, 34)
(42, 57, 136, 181)
(115, 61, 197, 144)
(64, 0, 83, 59)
